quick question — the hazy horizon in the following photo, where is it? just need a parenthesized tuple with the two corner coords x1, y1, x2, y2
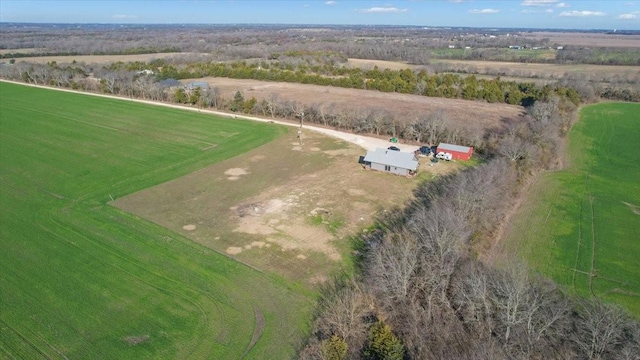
(1, 0, 639, 31)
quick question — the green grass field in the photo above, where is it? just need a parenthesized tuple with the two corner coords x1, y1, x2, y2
(0, 82, 312, 359)
(503, 102, 640, 316)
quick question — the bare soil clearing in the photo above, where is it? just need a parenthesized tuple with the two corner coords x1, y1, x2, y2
(114, 128, 462, 284)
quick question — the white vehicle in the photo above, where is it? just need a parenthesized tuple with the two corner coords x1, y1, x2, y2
(435, 152, 452, 161)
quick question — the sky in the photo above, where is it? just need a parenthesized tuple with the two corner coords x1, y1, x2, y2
(1, 0, 639, 30)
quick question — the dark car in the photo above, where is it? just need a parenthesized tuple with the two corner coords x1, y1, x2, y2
(387, 146, 400, 151)
(418, 146, 431, 156)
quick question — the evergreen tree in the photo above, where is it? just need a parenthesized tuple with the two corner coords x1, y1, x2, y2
(322, 335, 348, 360)
(363, 321, 404, 360)
(230, 91, 244, 112)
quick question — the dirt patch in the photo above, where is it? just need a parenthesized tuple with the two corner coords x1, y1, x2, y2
(123, 335, 150, 346)
(182, 224, 197, 231)
(225, 168, 249, 181)
(226, 246, 243, 255)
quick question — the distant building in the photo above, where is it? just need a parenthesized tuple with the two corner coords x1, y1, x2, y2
(363, 148, 419, 176)
(436, 143, 474, 161)
(186, 81, 209, 91)
(158, 78, 181, 88)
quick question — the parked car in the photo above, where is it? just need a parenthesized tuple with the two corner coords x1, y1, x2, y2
(417, 146, 431, 156)
(435, 152, 452, 161)
(387, 146, 400, 151)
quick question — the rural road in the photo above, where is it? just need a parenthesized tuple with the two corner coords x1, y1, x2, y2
(1, 79, 420, 153)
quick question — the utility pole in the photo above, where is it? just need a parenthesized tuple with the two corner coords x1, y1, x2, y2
(298, 116, 303, 145)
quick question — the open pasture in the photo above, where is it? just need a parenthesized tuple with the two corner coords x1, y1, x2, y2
(0, 81, 311, 359)
(501, 102, 640, 316)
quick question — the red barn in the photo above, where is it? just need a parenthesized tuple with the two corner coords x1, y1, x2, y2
(436, 143, 474, 161)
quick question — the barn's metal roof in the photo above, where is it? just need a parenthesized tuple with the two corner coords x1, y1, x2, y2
(437, 143, 472, 153)
(363, 148, 419, 170)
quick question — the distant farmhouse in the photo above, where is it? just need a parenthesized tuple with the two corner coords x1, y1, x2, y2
(436, 143, 474, 161)
(363, 148, 419, 176)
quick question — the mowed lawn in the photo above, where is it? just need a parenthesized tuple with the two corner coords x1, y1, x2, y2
(0, 82, 312, 359)
(504, 102, 640, 316)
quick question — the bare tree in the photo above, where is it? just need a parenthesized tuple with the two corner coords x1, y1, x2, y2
(573, 300, 630, 360)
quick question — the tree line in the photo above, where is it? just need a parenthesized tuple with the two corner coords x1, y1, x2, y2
(3, 60, 638, 155)
(2, 24, 638, 66)
(134, 58, 580, 107)
(298, 97, 640, 360)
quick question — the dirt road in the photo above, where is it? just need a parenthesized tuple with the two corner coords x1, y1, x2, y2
(0, 79, 418, 152)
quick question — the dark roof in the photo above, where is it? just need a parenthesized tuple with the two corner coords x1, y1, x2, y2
(438, 143, 472, 153)
(363, 148, 419, 170)
(158, 78, 181, 87)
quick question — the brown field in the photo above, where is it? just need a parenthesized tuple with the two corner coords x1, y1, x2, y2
(521, 31, 640, 48)
(432, 59, 640, 81)
(0, 48, 42, 55)
(113, 127, 460, 285)
(185, 76, 525, 132)
(347, 58, 424, 70)
(10, 52, 195, 64)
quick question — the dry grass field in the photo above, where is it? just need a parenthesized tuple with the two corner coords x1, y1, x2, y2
(184, 76, 525, 132)
(521, 31, 640, 48)
(432, 59, 640, 81)
(10, 52, 195, 64)
(114, 128, 461, 285)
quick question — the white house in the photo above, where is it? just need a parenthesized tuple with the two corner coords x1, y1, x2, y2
(363, 148, 419, 176)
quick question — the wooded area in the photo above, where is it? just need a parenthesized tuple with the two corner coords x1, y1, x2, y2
(299, 97, 640, 360)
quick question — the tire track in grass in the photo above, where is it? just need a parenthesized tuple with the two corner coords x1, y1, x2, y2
(35, 210, 221, 358)
(571, 169, 590, 290)
(0, 319, 56, 360)
(588, 196, 597, 297)
(240, 307, 265, 359)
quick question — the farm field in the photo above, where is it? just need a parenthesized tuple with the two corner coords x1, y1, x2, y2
(501, 102, 640, 316)
(431, 59, 640, 82)
(0, 81, 312, 359)
(180, 76, 525, 132)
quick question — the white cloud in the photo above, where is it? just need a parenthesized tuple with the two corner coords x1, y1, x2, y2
(112, 14, 137, 19)
(447, 0, 466, 2)
(325, 1, 336, 5)
(618, 13, 638, 19)
(559, 10, 606, 17)
(359, 7, 408, 13)
(522, 8, 554, 13)
(556, 2, 569, 7)
(469, 8, 500, 14)
(521, 0, 558, 6)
